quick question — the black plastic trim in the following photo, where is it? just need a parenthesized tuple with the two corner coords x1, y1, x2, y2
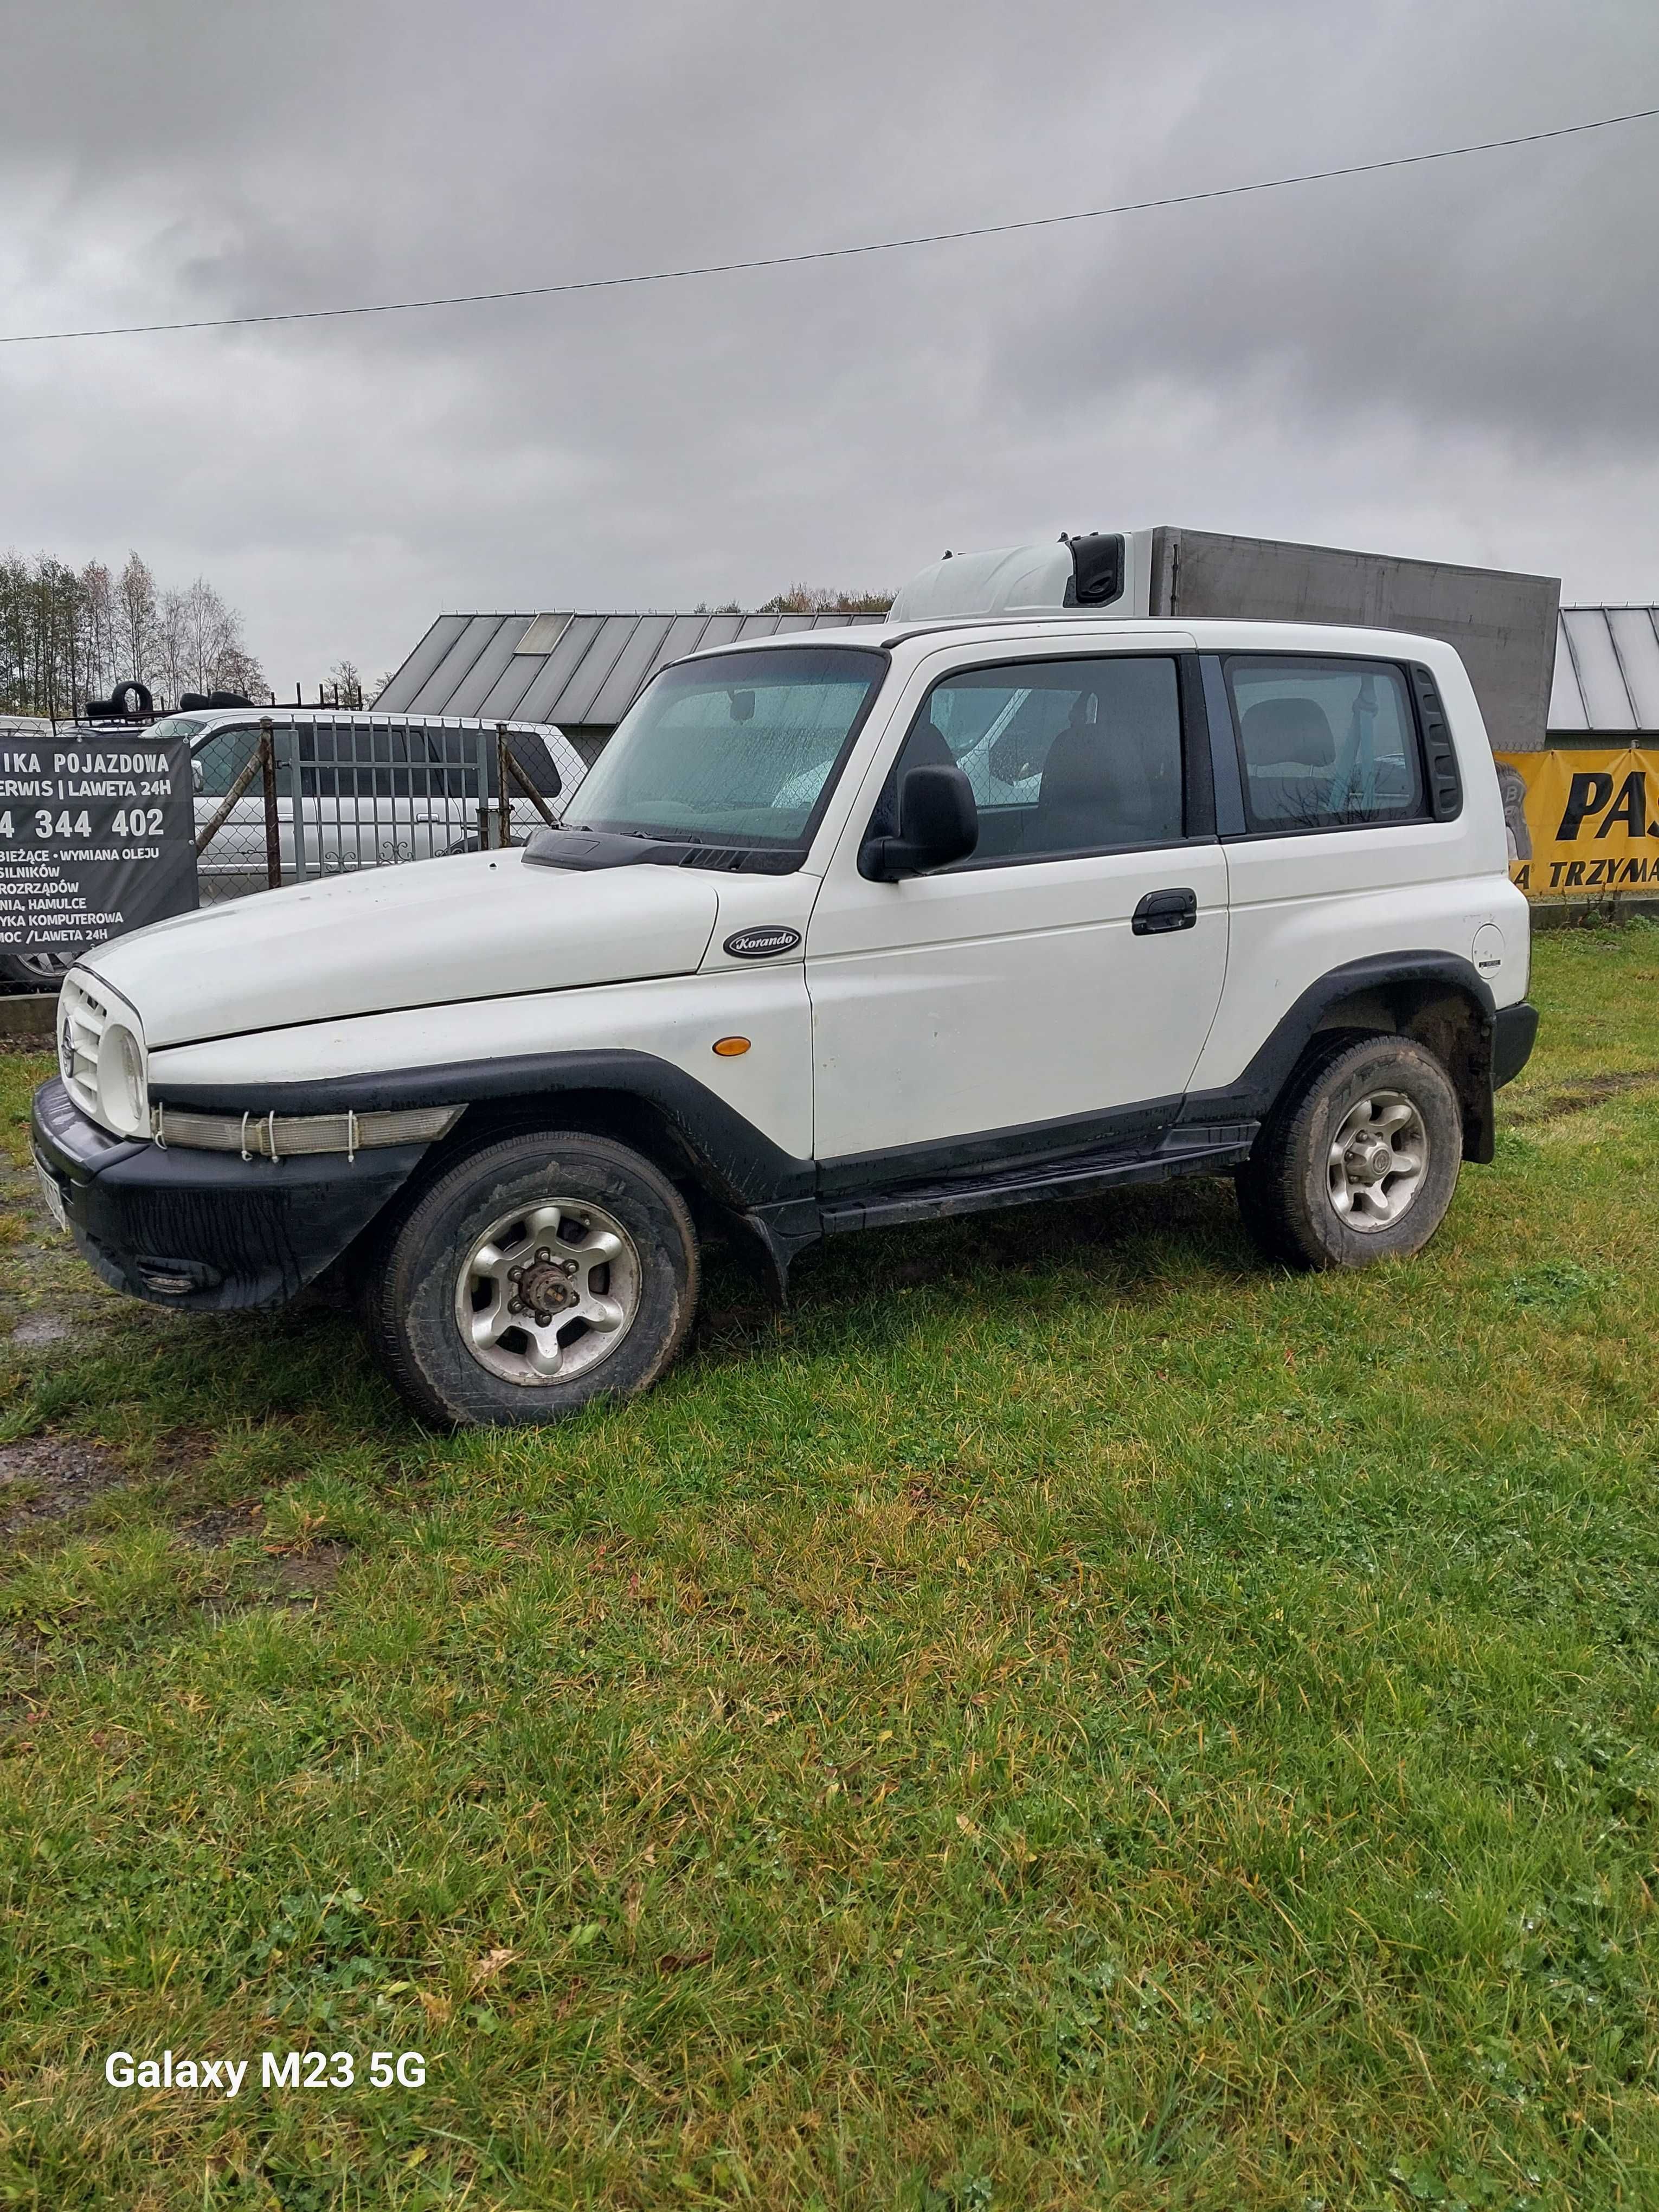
(1493, 1001, 1539, 1089)
(152, 1050, 816, 1208)
(822, 1128, 1253, 1235)
(1409, 662, 1465, 820)
(1178, 653, 1216, 838)
(1199, 655, 1246, 835)
(31, 1078, 430, 1313)
(1062, 532, 1127, 607)
(1178, 951, 1497, 1139)
(816, 1095, 1184, 1199)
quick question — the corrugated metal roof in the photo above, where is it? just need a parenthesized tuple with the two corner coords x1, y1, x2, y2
(381, 602, 1659, 741)
(1549, 607, 1659, 734)
(375, 609, 887, 725)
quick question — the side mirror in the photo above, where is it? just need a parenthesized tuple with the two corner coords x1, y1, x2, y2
(191, 758, 204, 793)
(860, 763, 979, 880)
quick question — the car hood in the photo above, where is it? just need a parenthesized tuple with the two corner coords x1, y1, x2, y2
(80, 851, 722, 1047)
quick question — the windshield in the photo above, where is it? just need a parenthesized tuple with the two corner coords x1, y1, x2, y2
(150, 715, 208, 740)
(567, 646, 886, 848)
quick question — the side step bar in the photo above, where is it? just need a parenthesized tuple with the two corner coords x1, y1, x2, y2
(818, 1123, 1258, 1236)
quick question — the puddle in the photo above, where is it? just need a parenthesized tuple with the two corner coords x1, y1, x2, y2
(180, 1507, 348, 1603)
(1505, 1067, 1659, 1126)
(10, 1315, 74, 1349)
(269, 1542, 348, 1599)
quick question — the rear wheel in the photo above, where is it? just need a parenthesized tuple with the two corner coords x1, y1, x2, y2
(1234, 1034, 1463, 1269)
(368, 1129, 699, 1426)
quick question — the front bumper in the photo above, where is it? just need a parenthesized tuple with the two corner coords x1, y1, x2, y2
(30, 1077, 434, 1313)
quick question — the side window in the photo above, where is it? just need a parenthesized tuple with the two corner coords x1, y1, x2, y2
(1225, 658, 1424, 832)
(882, 655, 1185, 865)
(301, 723, 428, 802)
(193, 724, 293, 800)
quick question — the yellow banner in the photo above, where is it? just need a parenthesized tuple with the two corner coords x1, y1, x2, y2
(1494, 749, 1659, 897)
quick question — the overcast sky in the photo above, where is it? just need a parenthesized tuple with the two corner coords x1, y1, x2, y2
(3, 0, 1657, 686)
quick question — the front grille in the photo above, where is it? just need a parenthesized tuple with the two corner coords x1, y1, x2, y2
(58, 973, 108, 1121)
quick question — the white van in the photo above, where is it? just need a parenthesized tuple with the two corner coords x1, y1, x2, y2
(34, 542, 1535, 1426)
(164, 708, 587, 892)
(0, 709, 587, 984)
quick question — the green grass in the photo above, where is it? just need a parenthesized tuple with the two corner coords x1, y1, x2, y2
(2, 928, 1658, 2209)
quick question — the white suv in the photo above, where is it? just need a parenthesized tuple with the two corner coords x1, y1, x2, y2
(33, 604, 1535, 1427)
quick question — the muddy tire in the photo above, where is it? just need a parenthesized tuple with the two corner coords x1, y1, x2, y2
(368, 1129, 699, 1427)
(1235, 1034, 1463, 1270)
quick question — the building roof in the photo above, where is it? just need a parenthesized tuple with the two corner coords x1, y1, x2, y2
(1549, 606, 1659, 734)
(375, 609, 887, 726)
(376, 601, 1659, 742)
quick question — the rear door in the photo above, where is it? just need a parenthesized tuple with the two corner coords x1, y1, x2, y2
(806, 643, 1229, 1172)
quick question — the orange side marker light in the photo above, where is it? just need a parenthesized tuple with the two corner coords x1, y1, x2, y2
(712, 1036, 751, 1057)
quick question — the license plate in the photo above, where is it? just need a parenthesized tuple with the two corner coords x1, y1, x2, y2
(33, 1154, 68, 1233)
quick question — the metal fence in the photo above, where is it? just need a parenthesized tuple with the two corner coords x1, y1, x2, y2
(195, 717, 568, 904)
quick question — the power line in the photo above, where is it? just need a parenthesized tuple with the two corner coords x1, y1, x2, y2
(4, 102, 1656, 349)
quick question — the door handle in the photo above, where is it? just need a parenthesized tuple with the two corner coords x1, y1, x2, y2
(1131, 887, 1198, 936)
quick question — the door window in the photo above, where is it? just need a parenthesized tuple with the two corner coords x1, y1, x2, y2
(879, 656, 1184, 864)
(1225, 658, 1423, 831)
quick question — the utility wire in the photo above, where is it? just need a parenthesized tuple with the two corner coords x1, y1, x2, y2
(3, 102, 1656, 348)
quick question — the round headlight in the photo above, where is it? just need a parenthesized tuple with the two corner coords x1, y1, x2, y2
(97, 1022, 149, 1137)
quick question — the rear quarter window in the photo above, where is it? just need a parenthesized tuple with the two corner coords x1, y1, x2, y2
(1225, 658, 1424, 832)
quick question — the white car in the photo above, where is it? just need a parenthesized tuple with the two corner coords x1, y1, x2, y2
(34, 545, 1535, 1427)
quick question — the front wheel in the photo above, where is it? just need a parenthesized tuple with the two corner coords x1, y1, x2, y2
(368, 1129, 700, 1426)
(1234, 1034, 1463, 1269)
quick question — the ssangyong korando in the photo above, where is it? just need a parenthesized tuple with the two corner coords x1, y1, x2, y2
(33, 536, 1537, 1427)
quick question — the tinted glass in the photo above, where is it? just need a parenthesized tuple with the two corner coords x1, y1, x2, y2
(885, 655, 1184, 864)
(569, 647, 885, 848)
(192, 725, 291, 799)
(1226, 658, 1423, 831)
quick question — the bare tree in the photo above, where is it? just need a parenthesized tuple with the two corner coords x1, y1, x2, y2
(115, 552, 157, 686)
(156, 586, 191, 705)
(327, 658, 364, 708)
(157, 576, 266, 700)
(80, 561, 116, 701)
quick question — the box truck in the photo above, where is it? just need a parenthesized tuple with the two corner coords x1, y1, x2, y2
(889, 528, 1561, 754)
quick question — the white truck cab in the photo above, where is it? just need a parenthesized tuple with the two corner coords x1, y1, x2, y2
(34, 541, 1536, 1426)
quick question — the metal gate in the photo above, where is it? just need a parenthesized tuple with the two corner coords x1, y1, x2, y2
(194, 718, 565, 903)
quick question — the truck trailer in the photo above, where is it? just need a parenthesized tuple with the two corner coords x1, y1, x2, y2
(890, 527, 1561, 755)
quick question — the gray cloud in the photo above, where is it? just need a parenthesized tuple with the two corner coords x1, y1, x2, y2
(2, 0, 1656, 684)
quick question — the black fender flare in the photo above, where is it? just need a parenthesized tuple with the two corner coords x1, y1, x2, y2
(1179, 951, 1501, 1162)
(152, 1048, 817, 1212)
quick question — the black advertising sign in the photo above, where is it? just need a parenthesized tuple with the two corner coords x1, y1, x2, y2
(0, 735, 198, 961)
